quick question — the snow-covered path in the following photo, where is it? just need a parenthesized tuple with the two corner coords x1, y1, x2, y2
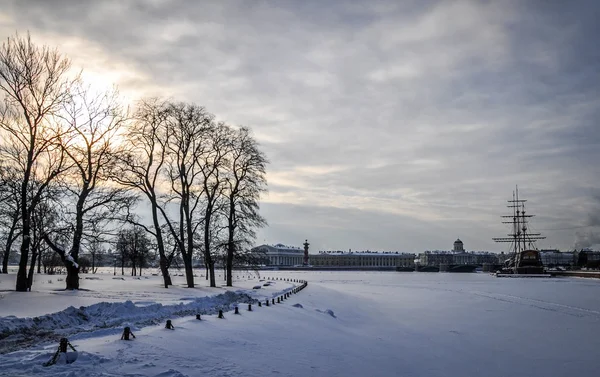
(2, 271, 600, 376)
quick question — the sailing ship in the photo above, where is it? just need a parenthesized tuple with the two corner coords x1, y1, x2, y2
(492, 187, 546, 275)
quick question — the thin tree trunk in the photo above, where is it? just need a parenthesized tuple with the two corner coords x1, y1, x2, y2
(151, 204, 171, 287)
(63, 193, 87, 290)
(15, 217, 31, 291)
(204, 208, 216, 287)
(27, 249, 38, 291)
(2, 224, 18, 274)
(2, 243, 11, 274)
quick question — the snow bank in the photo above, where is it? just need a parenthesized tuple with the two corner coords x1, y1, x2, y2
(0, 291, 256, 354)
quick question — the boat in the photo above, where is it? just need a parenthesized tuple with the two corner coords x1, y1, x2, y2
(447, 264, 477, 273)
(492, 187, 549, 277)
(416, 265, 439, 272)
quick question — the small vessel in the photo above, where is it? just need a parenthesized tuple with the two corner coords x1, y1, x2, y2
(416, 265, 440, 272)
(492, 187, 549, 276)
(447, 264, 477, 273)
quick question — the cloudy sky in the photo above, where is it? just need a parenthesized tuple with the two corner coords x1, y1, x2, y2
(2, 0, 599, 252)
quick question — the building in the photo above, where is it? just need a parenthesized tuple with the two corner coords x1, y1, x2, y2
(418, 239, 500, 266)
(419, 251, 454, 266)
(539, 249, 575, 267)
(252, 244, 305, 266)
(310, 251, 416, 268)
(453, 238, 464, 252)
(472, 252, 500, 265)
(497, 252, 510, 265)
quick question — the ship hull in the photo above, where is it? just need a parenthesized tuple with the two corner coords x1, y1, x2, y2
(395, 266, 415, 272)
(447, 264, 477, 273)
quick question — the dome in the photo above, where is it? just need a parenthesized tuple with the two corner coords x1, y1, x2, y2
(454, 238, 463, 244)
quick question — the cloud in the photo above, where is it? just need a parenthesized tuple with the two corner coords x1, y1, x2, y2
(1, 0, 599, 251)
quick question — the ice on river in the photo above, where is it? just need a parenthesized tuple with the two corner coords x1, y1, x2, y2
(1, 270, 599, 377)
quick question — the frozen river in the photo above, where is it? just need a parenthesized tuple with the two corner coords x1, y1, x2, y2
(1, 270, 599, 376)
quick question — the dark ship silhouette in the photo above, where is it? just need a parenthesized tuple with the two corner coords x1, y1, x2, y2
(493, 187, 546, 275)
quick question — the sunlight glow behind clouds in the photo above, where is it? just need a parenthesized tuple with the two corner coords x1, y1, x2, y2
(2, 0, 599, 251)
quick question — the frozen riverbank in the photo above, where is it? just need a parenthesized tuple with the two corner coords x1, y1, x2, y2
(1, 271, 600, 377)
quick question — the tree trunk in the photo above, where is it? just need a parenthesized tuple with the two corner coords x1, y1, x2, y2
(183, 253, 194, 288)
(2, 225, 17, 274)
(63, 192, 87, 290)
(152, 204, 172, 288)
(15, 218, 31, 291)
(37, 249, 41, 274)
(226, 249, 234, 286)
(208, 260, 216, 288)
(65, 263, 80, 289)
(2, 245, 10, 274)
(27, 249, 38, 291)
(204, 210, 216, 288)
(159, 256, 172, 286)
(226, 202, 235, 287)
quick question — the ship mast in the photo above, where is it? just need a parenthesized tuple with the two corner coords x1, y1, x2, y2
(493, 186, 546, 272)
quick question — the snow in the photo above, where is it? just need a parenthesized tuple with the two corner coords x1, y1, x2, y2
(1, 270, 600, 376)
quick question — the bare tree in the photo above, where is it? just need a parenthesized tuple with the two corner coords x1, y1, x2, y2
(114, 98, 174, 287)
(116, 227, 151, 276)
(0, 33, 76, 291)
(86, 237, 104, 274)
(43, 84, 133, 290)
(222, 126, 267, 286)
(28, 197, 59, 289)
(162, 102, 213, 288)
(0, 164, 22, 273)
(196, 121, 231, 288)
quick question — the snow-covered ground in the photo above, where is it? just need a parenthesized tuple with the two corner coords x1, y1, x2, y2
(1, 270, 600, 376)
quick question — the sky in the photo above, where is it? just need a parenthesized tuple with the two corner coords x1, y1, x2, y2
(1, 0, 599, 253)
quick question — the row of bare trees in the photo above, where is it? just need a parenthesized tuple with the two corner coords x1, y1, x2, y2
(0, 33, 268, 291)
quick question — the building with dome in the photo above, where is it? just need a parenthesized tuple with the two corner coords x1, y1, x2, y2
(453, 238, 464, 252)
(419, 239, 499, 267)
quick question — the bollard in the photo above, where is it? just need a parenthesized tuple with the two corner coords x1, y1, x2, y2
(196, 314, 201, 320)
(59, 338, 68, 353)
(218, 310, 224, 319)
(234, 306, 240, 315)
(277, 297, 280, 303)
(266, 300, 270, 306)
(272, 298, 275, 305)
(258, 301, 262, 307)
(121, 326, 136, 340)
(248, 303, 252, 311)
(165, 320, 174, 329)
(43, 338, 78, 367)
